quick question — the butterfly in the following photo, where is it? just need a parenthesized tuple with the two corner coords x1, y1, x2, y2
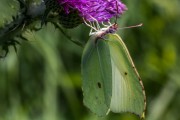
(81, 18, 146, 119)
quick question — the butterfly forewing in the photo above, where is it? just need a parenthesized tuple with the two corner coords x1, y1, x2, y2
(107, 34, 145, 117)
(82, 36, 112, 116)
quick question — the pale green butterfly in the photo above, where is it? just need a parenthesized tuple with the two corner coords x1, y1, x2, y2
(82, 20, 146, 119)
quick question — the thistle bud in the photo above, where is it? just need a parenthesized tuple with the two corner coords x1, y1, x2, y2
(44, 0, 82, 28)
(59, 10, 82, 29)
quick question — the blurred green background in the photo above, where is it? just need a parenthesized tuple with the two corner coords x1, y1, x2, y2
(0, 0, 180, 120)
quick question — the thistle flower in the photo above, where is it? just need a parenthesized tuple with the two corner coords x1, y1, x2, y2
(57, 0, 127, 22)
(45, 0, 127, 28)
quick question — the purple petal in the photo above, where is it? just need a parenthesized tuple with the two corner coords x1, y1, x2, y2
(57, 0, 127, 22)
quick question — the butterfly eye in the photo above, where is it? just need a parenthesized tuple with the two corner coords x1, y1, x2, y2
(109, 29, 116, 33)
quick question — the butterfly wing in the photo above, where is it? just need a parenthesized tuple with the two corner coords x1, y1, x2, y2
(82, 35, 112, 116)
(107, 34, 146, 118)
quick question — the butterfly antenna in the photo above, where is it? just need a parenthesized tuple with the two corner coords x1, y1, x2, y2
(118, 23, 143, 29)
(115, 0, 119, 25)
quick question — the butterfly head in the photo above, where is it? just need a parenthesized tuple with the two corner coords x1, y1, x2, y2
(107, 23, 118, 34)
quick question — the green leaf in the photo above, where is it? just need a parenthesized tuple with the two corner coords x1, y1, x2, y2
(82, 35, 112, 116)
(107, 34, 146, 118)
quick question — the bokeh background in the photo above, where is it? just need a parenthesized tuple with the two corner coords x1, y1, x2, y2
(0, 0, 180, 120)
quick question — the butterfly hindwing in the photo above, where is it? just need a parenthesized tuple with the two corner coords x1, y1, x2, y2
(107, 34, 145, 118)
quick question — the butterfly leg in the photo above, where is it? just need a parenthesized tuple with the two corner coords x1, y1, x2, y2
(102, 22, 109, 27)
(83, 18, 98, 36)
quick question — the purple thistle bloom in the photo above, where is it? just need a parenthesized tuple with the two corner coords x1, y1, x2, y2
(57, 0, 127, 22)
